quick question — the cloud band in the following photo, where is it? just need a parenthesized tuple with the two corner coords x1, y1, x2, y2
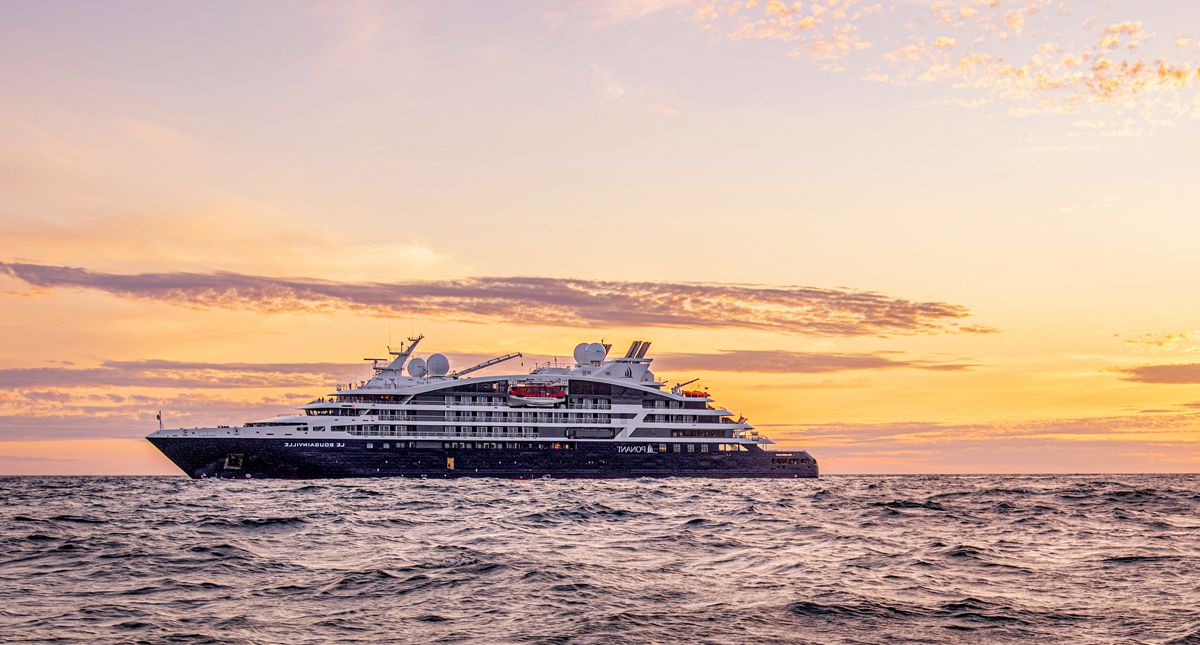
(1, 262, 990, 336)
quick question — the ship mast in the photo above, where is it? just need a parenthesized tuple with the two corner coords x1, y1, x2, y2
(377, 335, 424, 376)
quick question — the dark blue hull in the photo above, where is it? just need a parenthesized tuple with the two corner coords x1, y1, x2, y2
(147, 437, 818, 479)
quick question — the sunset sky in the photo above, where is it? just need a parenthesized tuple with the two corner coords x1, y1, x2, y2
(2, 0, 1199, 474)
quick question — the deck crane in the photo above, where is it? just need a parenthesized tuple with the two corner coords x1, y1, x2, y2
(671, 378, 700, 395)
(450, 352, 523, 378)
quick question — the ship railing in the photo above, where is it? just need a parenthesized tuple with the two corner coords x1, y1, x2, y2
(566, 401, 612, 410)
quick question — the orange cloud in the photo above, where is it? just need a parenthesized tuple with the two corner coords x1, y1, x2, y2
(883, 13, 1198, 117)
(656, 349, 975, 372)
(1116, 364, 1200, 385)
(1, 262, 993, 336)
(600, 1, 1200, 123)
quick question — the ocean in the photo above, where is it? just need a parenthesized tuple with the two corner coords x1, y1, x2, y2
(1, 475, 1198, 644)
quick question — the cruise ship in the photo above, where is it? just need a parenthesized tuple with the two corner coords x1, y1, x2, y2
(147, 338, 818, 479)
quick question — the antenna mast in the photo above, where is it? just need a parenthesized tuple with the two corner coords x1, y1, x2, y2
(380, 334, 424, 374)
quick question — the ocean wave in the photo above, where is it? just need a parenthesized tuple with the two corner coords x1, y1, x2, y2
(0, 474, 1198, 643)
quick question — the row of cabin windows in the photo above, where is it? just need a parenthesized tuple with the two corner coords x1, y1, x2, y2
(433, 396, 614, 409)
(258, 424, 725, 440)
(771, 457, 811, 464)
(645, 414, 727, 424)
(379, 411, 619, 423)
(307, 399, 619, 416)
(342, 425, 626, 437)
(359, 441, 748, 452)
(669, 429, 728, 438)
(645, 443, 747, 453)
(642, 400, 710, 410)
(364, 441, 576, 450)
(667, 443, 747, 453)
(325, 414, 636, 432)
(334, 424, 741, 438)
(345, 425, 540, 437)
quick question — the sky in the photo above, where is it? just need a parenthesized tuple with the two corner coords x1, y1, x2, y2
(1, 0, 1199, 475)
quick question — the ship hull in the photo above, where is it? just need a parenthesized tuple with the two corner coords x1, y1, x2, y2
(147, 437, 818, 479)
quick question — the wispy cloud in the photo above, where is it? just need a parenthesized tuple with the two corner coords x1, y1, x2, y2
(691, 0, 881, 71)
(1116, 330, 1200, 354)
(0, 360, 363, 390)
(0, 262, 992, 336)
(594, 64, 629, 104)
(0, 396, 312, 441)
(884, 15, 1199, 121)
(0, 348, 972, 441)
(0, 348, 969, 395)
(656, 349, 974, 373)
(1116, 364, 1200, 385)
(597, 1, 1200, 124)
(0, 355, 525, 391)
(592, 64, 681, 115)
(593, 0, 694, 25)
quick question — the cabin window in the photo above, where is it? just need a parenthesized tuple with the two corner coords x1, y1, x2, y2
(700, 444, 709, 453)
(658, 443, 667, 453)
(382, 443, 390, 449)
(673, 443, 681, 453)
(366, 443, 373, 449)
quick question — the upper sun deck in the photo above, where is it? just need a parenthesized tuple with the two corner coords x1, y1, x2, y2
(326, 338, 711, 402)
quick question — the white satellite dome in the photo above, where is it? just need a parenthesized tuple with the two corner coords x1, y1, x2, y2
(573, 343, 590, 364)
(407, 357, 428, 377)
(426, 353, 450, 376)
(585, 342, 606, 363)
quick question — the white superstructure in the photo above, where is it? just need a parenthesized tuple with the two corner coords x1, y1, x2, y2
(150, 337, 770, 449)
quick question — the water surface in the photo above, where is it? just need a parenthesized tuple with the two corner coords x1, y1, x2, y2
(2, 475, 1198, 643)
